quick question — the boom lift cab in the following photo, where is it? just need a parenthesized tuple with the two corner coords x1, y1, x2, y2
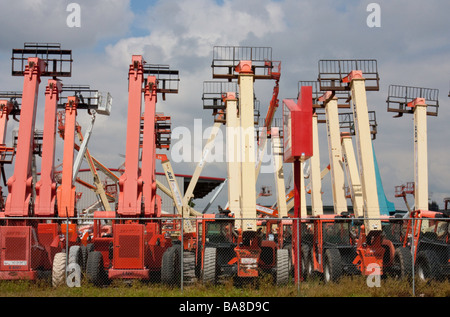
(197, 213, 238, 283)
(302, 213, 359, 282)
(387, 209, 449, 281)
(162, 210, 288, 286)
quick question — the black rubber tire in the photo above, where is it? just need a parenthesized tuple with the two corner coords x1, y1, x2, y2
(80, 245, 88, 272)
(393, 247, 413, 280)
(86, 243, 95, 253)
(416, 250, 442, 282)
(183, 250, 196, 285)
(283, 244, 293, 277)
(202, 247, 217, 284)
(323, 248, 342, 283)
(301, 244, 310, 281)
(161, 245, 196, 286)
(161, 245, 180, 286)
(275, 249, 289, 285)
(69, 245, 82, 266)
(86, 251, 106, 286)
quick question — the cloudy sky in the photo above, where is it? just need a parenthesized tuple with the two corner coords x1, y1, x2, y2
(0, 0, 449, 213)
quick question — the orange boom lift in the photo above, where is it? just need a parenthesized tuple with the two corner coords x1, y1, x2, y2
(0, 43, 73, 281)
(86, 56, 178, 285)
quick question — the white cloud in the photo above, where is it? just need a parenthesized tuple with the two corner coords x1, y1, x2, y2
(107, 0, 287, 63)
(0, 0, 133, 51)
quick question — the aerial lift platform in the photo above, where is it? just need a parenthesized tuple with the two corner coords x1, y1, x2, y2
(164, 46, 289, 286)
(161, 60, 286, 286)
(211, 46, 290, 284)
(386, 84, 449, 281)
(50, 84, 112, 286)
(298, 59, 395, 282)
(0, 43, 73, 281)
(323, 59, 393, 279)
(297, 80, 358, 282)
(86, 56, 179, 285)
(55, 85, 111, 219)
(55, 85, 113, 213)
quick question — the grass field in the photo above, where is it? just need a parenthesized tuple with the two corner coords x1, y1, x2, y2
(0, 275, 448, 297)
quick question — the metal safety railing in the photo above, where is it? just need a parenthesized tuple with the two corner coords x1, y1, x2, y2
(387, 84, 439, 116)
(318, 59, 380, 91)
(202, 80, 239, 110)
(143, 64, 180, 96)
(212, 46, 280, 80)
(11, 42, 73, 77)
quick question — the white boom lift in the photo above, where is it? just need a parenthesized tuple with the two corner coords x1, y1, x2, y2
(318, 59, 389, 275)
(387, 84, 439, 212)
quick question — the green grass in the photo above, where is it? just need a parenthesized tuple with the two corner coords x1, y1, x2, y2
(0, 275, 448, 297)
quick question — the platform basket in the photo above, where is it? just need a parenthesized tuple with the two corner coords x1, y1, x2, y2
(12, 42, 72, 77)
(318, 59, 379, 91)
(143, 64, 180, 96)
(212, 46, 280, 80)
(387, 85, 439, 116)
(202, 81, 238, 110)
